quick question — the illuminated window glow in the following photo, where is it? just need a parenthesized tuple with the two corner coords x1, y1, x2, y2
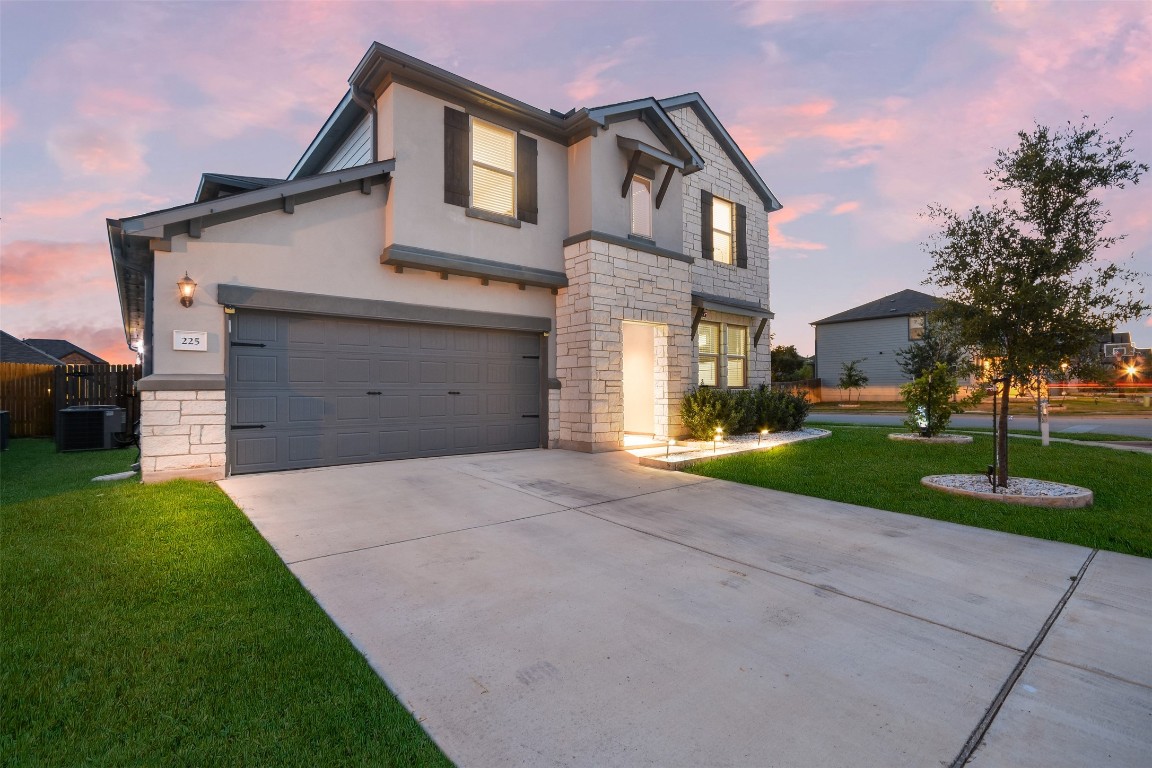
(471, 118, 516, 217)
(630, 176, 652, 237)
(712, 197, 734, 264)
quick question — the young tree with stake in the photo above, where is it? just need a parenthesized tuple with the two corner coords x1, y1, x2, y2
(924, 119, 1148, 485)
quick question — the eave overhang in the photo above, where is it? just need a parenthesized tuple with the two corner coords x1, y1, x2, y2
(692, 291, 774, 319)
(108, 159, 395, 349)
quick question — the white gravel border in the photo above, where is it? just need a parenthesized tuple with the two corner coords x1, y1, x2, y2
(922, 474, 1094, 508)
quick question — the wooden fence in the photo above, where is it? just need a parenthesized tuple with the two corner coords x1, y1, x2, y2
(0, 363, 142, 438)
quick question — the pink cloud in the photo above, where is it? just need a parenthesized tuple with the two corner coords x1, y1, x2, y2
(0, 241, 115, 305)
(13, 323, 136, 365)
(831, 201, 860, 215)
(564, 37, 648, 105)
(0, 100, 17, 143)
(47, 124, 148, 179)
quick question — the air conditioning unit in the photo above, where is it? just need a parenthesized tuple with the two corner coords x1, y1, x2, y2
(56, 405, 127, 452)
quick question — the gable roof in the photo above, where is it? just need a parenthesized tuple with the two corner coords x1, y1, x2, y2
(812, 289, 944, 326)
(291, 43, 763, 195)
(659, 93, 783, 212)
(23, 338, 107, 364)
(196, 173, 284, 203)
(0, 331, 63, 364)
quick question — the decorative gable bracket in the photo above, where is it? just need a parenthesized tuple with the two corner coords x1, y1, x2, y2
(616, 136, 685, 211)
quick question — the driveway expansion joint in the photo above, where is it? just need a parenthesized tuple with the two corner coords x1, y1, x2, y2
(949, 549, 1099, 768)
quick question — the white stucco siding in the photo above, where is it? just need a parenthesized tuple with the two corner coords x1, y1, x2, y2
(815, 317, 916, 390)
(319, 113, 373, 173)
(566, 119, 684, 249)
(150, 188, 556, 376)
(383, 84, 568, 274)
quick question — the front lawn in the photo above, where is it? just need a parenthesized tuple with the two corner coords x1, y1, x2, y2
(686, 427, 1150, 557)
(1, 439, 450, 767)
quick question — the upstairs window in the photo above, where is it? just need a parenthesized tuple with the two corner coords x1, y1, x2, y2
(630, 176, 652, 238)
(698, 322, 720, 386)
(471, 118, 516, 217)
(712, 196, 734, 264)
(908, 314, 925, 341)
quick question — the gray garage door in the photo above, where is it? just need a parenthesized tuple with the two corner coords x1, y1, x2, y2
(227, 310, 542, 474)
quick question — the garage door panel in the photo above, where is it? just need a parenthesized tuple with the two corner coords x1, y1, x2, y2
(419, 361, 448, 384)
(288, 396, 325, 422)
(337, 432, 373, 458)
(235, 312, 279, 343)
(289, 356, 327, 383)
(333, 320, 372, 347)
(235, 395, 277, 424)
(236, 435, 278, 467)
(419, 428, 448, 452)
(229, 309, 542, 474)
(378, 395, 410, 419)
(419, 328, 448, 350)
(378, 359, 410, 383)
(287, 316, 327, 345)
(419, 395, 448, 417)
(288, 434, 323, 462)
(235, 354, 278, 383)
(337, 358, 371, 383)
(453, 394, 480, 416)
(336, 395, 372, 421)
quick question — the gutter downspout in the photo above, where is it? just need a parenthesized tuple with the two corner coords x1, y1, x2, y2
(350, 86, 378, 163)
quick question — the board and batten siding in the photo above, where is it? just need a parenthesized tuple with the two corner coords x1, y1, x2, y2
(319, 113, 373, 173)
(816, 316, 915, 397)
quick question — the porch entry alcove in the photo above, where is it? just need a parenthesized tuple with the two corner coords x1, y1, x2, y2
(622, 321, 658, 438)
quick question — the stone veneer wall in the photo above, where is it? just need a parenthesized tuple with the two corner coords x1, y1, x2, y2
(555, 238, 693, 451)
(667, 105, 773, 388)
(138, 376, 227, 483)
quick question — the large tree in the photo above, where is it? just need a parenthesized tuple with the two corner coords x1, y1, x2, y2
(924, 119, 1148, 484)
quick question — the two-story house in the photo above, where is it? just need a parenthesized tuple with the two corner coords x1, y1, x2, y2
(108, 43, 781, 482)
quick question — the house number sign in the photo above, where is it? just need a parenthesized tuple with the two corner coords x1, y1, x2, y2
(173, 330, 209, 351)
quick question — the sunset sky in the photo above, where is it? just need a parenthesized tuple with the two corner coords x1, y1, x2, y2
(2, 0, 1150, 365)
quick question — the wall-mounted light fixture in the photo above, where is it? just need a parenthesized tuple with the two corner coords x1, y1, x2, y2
(178, 272, 197, 308)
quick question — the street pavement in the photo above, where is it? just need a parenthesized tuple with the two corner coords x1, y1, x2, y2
(807, 411, 1152, 439)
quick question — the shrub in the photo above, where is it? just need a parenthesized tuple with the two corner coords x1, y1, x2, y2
(680, 386, 742, 440)
(747, 384, 811, 432)
(680, 385, 810, 440)
(899, 361, 973, 436)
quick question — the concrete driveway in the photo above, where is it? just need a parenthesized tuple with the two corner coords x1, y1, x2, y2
(219, 450, 1151, 767)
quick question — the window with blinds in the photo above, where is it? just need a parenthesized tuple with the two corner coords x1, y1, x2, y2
(712, 196, 734, 264)
(698, 322, 720, 386)
(726, 325, 748, 387)
(471, 118, 516, 217)
(630, 176, 652, 237)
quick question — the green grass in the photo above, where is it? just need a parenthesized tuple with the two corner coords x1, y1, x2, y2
(686, 426, 1151, 558)
(1, 439, 450, 767)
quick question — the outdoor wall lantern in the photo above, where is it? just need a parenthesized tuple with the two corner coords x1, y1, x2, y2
(177, 272, 197, 308)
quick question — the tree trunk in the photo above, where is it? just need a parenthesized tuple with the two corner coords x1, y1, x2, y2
(997, 381, 1011, 486)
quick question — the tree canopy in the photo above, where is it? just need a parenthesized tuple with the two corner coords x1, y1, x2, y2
(923, 119, 1148, 482)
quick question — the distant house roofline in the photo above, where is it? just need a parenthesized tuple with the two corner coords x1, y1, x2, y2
(812, 289, 944, 326)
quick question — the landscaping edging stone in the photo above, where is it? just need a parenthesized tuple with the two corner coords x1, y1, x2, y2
(921, 474, 1094, 508)
(636, 428, 832, 470)
(889, 433, 974, 444)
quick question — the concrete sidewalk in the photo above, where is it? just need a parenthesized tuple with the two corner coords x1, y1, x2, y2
(219, 450, 1151, 767)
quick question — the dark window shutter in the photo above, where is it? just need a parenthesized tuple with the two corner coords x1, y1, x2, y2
(517, 134, 538, 225)
(735, 203, 748, 268)
(444, 107, 469, 207)
(701, 189, 713, 260)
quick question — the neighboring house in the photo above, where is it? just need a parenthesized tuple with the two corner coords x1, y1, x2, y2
(23, 339, 107, 365)
(812, 289, 943, 401)
(0, 331, 63, 365)
(107, 43, 781, 483)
